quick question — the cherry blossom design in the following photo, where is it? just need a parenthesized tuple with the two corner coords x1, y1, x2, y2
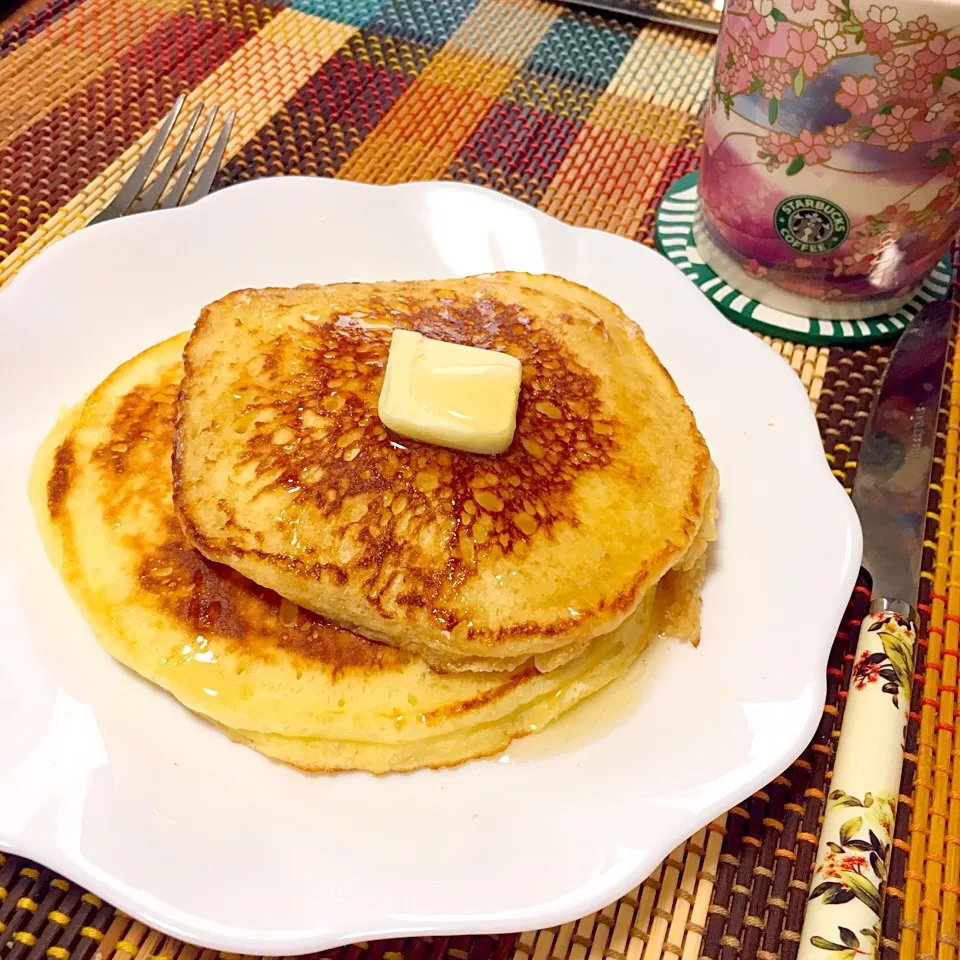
(822, 123, 850, 146)
(759, 55, 792, 98)
(704, 0, 960, 306)
(884, 128, 911, 153)
(795, 129, 832, 162)
(915, 34, 960, 75)
(867, 4, 902, 31)
(715, 35, 754, 92)
(862, 21, 893, 52)
(751, 0, 778, 34)
(873, 104, 919, 150)
(757, 131, 798, 167)
(747, 8, 774, 37)
(862, 5, 902, 52)
(786, 26, 829, 76)
(900, 62, 935, 95)
(761, 131, 798, 158)
(875, 51, 910, 86)
(814, 19, 847, 57)
(835, 74, 880, 114)
(905, 14, 937, 41)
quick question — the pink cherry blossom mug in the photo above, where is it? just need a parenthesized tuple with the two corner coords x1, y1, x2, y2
(696, 0, 960, 319)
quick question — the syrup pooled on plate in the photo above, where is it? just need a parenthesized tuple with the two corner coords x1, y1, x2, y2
(499, 570, 702, 763)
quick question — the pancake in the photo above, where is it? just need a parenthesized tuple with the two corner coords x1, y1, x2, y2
(30, 333, 676, 774)
(174, 272, 717, 672)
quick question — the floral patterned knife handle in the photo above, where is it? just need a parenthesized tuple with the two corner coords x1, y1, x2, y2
(796, 302, 951, 958)
(796, 603, 916, 960)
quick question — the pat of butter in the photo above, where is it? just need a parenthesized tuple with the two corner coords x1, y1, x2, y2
(378, 329, 522, 455)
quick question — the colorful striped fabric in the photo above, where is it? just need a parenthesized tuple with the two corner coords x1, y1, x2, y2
(1, 2, 958, 960)
(0, 0, 714, 286)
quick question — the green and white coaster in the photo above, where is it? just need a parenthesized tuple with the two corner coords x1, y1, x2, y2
(654, 172, 954, 347)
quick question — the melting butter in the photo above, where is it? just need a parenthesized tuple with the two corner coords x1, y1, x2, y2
(378, 329, 522, 455)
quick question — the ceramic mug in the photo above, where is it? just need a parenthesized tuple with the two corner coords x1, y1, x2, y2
(696, 0, 960, 319)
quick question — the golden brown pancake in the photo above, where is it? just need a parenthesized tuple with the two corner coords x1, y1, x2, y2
(30, 333, 679, 774)
(174, 273, 717, 671)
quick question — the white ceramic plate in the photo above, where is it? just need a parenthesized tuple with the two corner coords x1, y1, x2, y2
(0, 177, 861, 955)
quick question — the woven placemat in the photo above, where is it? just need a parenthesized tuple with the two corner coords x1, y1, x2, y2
(0, 1, 957, 959)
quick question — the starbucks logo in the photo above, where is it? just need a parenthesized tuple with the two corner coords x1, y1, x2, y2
(774, 196, 849, 255)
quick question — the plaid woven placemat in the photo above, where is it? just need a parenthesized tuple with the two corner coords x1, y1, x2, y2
(1, 1, 958, 959)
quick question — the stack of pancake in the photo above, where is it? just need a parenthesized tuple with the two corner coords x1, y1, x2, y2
(31, 272, 717, 773)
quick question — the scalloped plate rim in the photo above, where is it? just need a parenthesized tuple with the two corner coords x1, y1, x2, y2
(0, 175, 862, 955)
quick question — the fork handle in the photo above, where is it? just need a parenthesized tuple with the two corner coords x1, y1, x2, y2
(796, 600, 916, 960)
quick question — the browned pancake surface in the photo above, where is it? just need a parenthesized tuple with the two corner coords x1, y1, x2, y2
(174, 273, 716, 669)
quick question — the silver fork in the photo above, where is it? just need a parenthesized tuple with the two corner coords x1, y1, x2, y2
(89, 94, 236, 225)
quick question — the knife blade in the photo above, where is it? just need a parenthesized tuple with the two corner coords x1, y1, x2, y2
(797, 300, 954, 960)
(854, 300, 953, 605)
(566, 0, 721, 34)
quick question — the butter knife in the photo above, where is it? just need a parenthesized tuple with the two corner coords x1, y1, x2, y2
(567, 0, 721, 34)
(797, 300, 953, 960)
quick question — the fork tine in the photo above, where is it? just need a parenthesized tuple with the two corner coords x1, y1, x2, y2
(88, 94, 186, 226)
(159, 106, 219, 210)
(182, 109, 235, 205)
(132, 101, 204, 214)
